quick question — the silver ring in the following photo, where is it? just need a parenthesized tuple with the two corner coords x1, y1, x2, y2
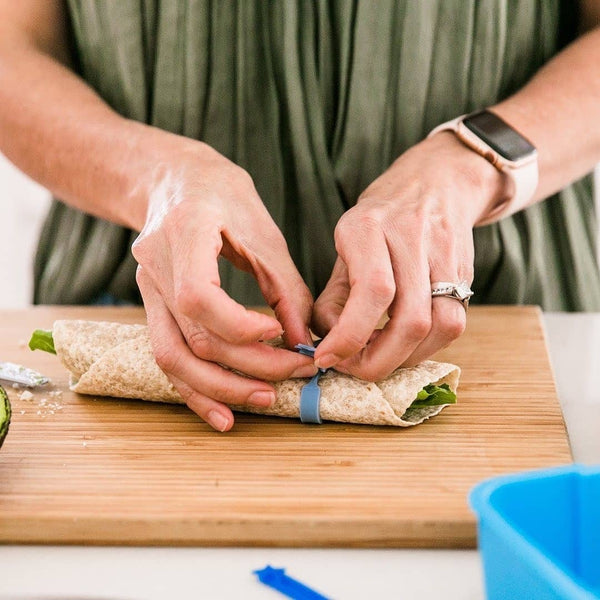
(431, 281, 474, 308)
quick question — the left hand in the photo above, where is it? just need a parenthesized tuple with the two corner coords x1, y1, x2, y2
(311, 131, 507, 380)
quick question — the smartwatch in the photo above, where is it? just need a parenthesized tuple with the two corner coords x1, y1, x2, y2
(428, 110, 538, 224)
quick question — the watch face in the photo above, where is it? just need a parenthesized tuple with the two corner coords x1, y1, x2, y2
(463, 110, 536, 162)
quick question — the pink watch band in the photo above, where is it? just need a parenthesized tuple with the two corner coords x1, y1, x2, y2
(428, 115, 538, 226)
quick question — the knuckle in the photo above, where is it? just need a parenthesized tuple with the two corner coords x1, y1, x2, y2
(334, 208, 353, 232)
(358, 207, 388, 230)
(181, 389, 214, 420)
(185, 328, 215, 360)
(427, 209, 453, 235)
(270, 363, 301, 381)
(153, 342, 183, 375)
(366, 271, 395, 305)
(252, 350, 294, 381)
(334, 327, 370, 353)
(131, 234, 151, 264)
(209, 379, 240, 403)
(406, 314, 432, 341)
(220, 165, 257, 200)
(233, 165, 255, 189)
(335, 207, 386, 242)
(333, 212, 358, 245)
(439, 312, 466, 340)
(353, 361, 390, 383)
(332, 221, 347, 248)
(175, 281, 208, 317)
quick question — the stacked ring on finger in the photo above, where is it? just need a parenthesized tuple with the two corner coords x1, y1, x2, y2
(431, 281, 474, 309)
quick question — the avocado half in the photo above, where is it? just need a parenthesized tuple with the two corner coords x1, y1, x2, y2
(0, 385, 11, 448)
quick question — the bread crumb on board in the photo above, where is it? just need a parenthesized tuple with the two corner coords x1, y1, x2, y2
(14, 387, 64, 417)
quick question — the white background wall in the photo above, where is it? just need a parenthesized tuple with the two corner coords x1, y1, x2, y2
(0, 153, 50, 308)
(1, 153, 599, 310)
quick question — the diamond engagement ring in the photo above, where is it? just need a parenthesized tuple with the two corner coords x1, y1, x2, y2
(431, 281, 474, 308)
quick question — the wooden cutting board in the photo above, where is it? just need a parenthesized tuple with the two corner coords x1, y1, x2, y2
(0, 306, 571, 547)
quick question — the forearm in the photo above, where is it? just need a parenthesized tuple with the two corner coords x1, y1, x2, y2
(0, 26, 186, 231)
(492, 25, 600, 203)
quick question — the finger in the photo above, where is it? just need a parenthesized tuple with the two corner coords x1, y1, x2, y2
(169, 222, 284, 343)
(401, 246, 472, 365)
(245, 229, 315, 347)
(314, 218, 395, 368)
(170, 374, 234, 432)
(271, 279, 314, 349)
(311, 259, 350, 338)
(334, 241, 432, 381)
(178, 319, 318, 381)
(140, 264, 317, 382)
(138, 267, 281, 408)
(401, 296, 466, 367)
(137, 268, 237, 432)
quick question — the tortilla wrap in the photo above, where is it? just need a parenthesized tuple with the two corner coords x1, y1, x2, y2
(53, 320, 460, 426)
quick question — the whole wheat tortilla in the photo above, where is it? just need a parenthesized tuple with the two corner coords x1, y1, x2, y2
(53, 320, 460, 426)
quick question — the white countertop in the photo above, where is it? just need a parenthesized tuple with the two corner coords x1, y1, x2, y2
(1, 312, 598, 600)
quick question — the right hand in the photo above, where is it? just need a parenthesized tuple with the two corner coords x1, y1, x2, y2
(132, 141, 317, 432)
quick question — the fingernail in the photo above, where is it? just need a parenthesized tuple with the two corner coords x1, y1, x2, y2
(291, 364, 319, 378)
(248, 390, 276, 407)
(207, 410, 230, 432)
(259, 327, 284, 341)
(314, 353, 340, 369)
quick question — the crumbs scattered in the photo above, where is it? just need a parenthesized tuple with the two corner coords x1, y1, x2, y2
(16, 388, 64, 417)
(37, 396, 64, 416)
(82, 441, 87, 447)
(12, 383, 20, 389)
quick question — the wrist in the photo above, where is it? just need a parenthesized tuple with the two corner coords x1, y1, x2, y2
(122, 123, 215, 232)
(425, 131, 510, 226)
(128, 125, 248, 234)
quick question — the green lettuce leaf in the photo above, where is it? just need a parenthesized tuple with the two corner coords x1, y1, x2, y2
(411, 383, 456, 407)
(28, 329, 56, 355)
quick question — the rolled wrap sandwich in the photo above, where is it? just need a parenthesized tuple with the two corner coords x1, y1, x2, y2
(30, 320, 460, 426)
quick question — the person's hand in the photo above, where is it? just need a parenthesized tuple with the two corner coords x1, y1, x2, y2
(311, 132, 507, 380)
(132, 141, 317, 432)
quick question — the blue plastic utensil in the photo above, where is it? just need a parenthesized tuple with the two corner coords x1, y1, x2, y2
(254, 566, 330, 600)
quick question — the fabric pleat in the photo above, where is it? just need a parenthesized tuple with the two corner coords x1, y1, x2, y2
(34, 0, 600, 310)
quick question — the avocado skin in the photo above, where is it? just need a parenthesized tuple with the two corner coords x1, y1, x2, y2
(0, 385, 11, 448)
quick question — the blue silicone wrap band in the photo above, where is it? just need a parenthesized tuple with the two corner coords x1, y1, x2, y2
(294, 343, 326, 424)
(299, 372, 323, 424)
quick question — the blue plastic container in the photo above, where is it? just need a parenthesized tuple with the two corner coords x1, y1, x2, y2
(469, 464, 600, 600)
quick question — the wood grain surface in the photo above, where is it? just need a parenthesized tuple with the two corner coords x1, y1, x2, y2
(0, 306, 571, 547)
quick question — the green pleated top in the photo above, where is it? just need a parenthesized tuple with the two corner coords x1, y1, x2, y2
(34, 0, 600, 310)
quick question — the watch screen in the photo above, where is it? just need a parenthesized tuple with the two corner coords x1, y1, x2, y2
(463, 110, 536, 162)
